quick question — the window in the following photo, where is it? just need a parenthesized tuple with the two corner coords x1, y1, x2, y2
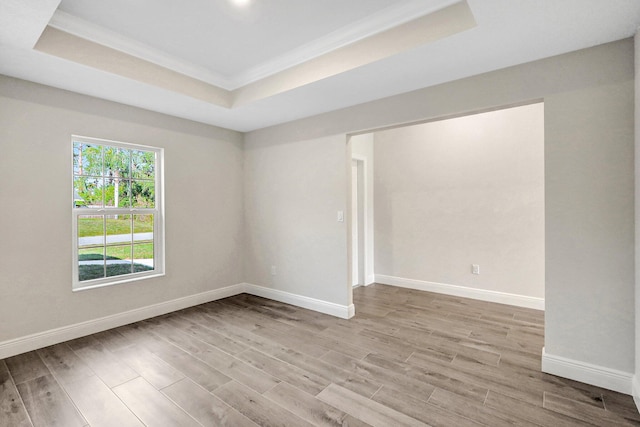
(72, 136, 164, 290)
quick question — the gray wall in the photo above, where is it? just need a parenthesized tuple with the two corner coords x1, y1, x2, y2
(373, 104, 545, 299)
(0, 76, 245, 343)
(243, 135, 350, 306)
(246, 39, 635, 373)
(544, 72, 634, 370)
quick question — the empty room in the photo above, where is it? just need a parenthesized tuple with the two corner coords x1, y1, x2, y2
(1, 0, 640, 426)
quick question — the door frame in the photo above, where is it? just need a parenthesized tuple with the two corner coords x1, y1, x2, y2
(350, 154, 369, 287)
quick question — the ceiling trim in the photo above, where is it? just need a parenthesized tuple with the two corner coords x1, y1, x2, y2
(48, 0, 462, 91)
(48, 10, 233, 88)
(233, 1, 476, 107)
(36, 1, 475, 111)
(230, 0, 461, 88)
(34, 26, 231, 107)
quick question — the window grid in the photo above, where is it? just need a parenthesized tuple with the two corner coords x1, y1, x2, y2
(72, 136, 163, 290)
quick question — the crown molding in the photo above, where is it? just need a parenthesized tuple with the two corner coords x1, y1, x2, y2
(230, 0, 461, 88)
(48, 1, 461, 91)
(48, 10, 233, 89)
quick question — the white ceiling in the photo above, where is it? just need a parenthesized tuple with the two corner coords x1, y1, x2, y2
(57, 0, 403, 85)
(1, 0, 639, 132)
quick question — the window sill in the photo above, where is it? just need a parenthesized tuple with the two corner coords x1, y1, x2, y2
(72, 272, 165, 292)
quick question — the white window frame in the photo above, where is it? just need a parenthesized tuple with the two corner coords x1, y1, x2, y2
(72, 135, 165, 291)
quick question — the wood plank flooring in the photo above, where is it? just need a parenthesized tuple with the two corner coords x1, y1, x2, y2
(2, 284, 639, 426)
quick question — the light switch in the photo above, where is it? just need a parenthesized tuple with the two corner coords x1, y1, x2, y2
(337, 211, 344, 222)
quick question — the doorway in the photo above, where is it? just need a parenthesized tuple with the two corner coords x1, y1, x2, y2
(347, 102, 544, 309)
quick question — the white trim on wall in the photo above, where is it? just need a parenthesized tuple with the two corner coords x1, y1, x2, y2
(633, 375, 640, 412)
(243, 283, 354, 320)
(375, 274, 544, 310)
(0, 284, 244, 359)
(365, 274, 376, 286)
(542, 347, 633, 395)
(0, 283, 354, 359)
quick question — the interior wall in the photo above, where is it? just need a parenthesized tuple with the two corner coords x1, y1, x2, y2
(350, 133, 375, 285)
(373, 103, 545, 299)
(634, 30, 640, 404)
(243, 134, 350, 307)
(544, 78, 634, 374)
(0, 76, 244, 344)
(246, 39, 635, 376)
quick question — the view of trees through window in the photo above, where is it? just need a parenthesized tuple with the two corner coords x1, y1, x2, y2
(73, 141, 158, 283)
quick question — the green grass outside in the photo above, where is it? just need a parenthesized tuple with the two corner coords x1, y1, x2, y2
(79, 242, 154, 260)
(77, 213, 154, 282)
(78, 217, 153, 237)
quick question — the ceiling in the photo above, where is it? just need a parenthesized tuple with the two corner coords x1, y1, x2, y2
(1, 0, 639, 132)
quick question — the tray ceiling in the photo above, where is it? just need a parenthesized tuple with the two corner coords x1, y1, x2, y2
(0, 0, 639, 131)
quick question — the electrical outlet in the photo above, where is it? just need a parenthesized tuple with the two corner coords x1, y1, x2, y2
(472, 264, 480, 274)
(271, 265, 277, 276)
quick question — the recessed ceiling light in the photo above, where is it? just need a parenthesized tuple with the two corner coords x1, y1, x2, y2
(232, 0, 251, 7)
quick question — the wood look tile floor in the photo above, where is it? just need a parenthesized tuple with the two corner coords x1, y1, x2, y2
(2, 284, 639, 426)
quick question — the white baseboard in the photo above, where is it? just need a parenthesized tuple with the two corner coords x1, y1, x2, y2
(0, 283, 354, 359)
(243, 283, 354, 320)
(633, 375, 640, 413)
(0, 283, 245, 360)
(542, 347, 633, 395)
(375, 274, 544, 310)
